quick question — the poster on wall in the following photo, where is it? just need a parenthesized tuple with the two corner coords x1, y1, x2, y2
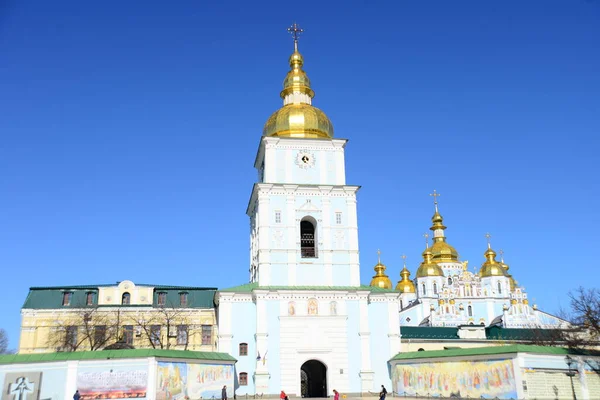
(76, 368, 147, 399)
(156, 362, 234, 400)
(156, 362, 187, 400)
(393, 358, 517, 399)
(1, 372, 42, 400)
(187, 364, 234, 398)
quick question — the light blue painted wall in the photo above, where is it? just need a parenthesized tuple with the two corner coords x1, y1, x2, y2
(230, 301, 258, 395)
(368, 301, 392, 390)
(345, 299, 362, 393)
(266, 300, 282, 394)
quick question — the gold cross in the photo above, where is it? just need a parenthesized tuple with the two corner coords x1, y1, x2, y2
(377, 249, 381, 264)
(287, 23, 304, 51)
(429, 190, 440, 211)
(485, 232, 492, 249)
(401, 254, 407, 267)
(423, 232, 430, 249)
(499, 249, 505, 263)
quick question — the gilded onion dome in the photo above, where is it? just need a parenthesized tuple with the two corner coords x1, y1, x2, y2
(370, 250, 393, 289)
(263, 34, 334, 139)
(498, 250, 517, 290)
(429, 192, 459, 262)
(416, 247, 444, 278)
(479, 239, 509, 278)
(396, 257, 416, 293)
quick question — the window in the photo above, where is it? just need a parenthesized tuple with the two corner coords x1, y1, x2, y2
(157, 292, 167, 306)
(468, 305, 473, 317)
(65, 326, 77, 348)
(62, 292, 72, 306)
(201, 325, 212, 345)
(180, 292, 188, 307)
(94, 325, 106, 345)
(177, 325, 188, 345)
(433, 283, 438, 294)
(422, 284, 426, 296)
(122, 292, 131, 305)
(123, 325, 133, 345)
(239, 342, 248, 356)
(86, 292, 94, 306)
(151, 325, 161, 346)
(275, 211, 281, 224)
(239, 372, 248, 386)
(300, 219, 317, 258)
(448, 277, 452, 285)
(335, 212, 342, 225)
(497, 281, 502, 294)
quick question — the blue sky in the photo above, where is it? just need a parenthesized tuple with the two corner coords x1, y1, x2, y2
(1, 1, 599, 349)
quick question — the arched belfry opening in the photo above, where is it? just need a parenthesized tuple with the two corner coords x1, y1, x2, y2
(300, 360, 327, 397)
(300, 217, 317, 258)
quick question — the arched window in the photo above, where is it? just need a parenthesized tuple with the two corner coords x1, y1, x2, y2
(300, 218, 317, 258)
(433, 283, 438, 294)
(239, 343, 248, 356)
(239, 372, 248, 386)
(497, 281, 502, 294)
(122, 292, 131, 305)
(418, 348, 425, 352)
(448, 277, 452, 285)
(422, 284, 427, 295)
(468, 305, 473, 317)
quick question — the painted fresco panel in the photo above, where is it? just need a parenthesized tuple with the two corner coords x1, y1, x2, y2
(76, 365, 147, 399)
(393, 359, 517, 399)
(157, 362, 234, 400)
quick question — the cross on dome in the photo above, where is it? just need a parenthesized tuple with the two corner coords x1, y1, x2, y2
(401, 254, 407, 267)
(485, 232, 492, 249)
(287, 22, 304, 51)
(429, 190, 441, 212)
(377, 249, 381, 264)
(423, 232, 430, 248)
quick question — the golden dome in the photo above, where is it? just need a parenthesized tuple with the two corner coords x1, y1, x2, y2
(479, 246, 509, 278)
(263, 46, 334, 139)
(263, 103, 333, 138)
(416, 248, 444, 278)
(429, 207, 459, 262)
(499, 251, 517, 291)
(396, 265, 416, 293)
(370, 251, 392, 289)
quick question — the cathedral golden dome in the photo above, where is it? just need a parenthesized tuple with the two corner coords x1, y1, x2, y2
(416, 247, 444, 278)
(479, 238, 509, 278)
(498, 250, 517, 291)
(370, 250, 392, 289)
(428, 192, 460, 262)
(263, 39, 334, 139)
(395, 257, 416, 293)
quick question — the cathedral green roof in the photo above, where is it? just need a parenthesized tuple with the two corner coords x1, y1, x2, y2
(0, 349, 236, 365)
(220, 282, 398, 293)
(399, 326, 567, 341)
(390, 344, 596, 361)
(22, 285, 217, 309)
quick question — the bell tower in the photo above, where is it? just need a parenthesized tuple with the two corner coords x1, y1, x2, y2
(247, 24, 360, 287)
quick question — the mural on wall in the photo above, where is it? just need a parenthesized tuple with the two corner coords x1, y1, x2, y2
(393, 359, 517, 399)
(76, 368, 147, 399)
(156, 362, 234, 400)
(157, 362, 187, 400)
(2, 372, 42, 400)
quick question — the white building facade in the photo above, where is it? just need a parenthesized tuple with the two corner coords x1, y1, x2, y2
(216, 36, 400, 397)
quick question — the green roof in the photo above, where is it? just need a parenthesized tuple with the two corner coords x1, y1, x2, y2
(399, 326, 567, 341)
(390, 344, 599, 361)
(220, 282, 398, 293)
(0, 349, 236, 365)
(401, 326, 460, 339)
(23, 286, 217, 309)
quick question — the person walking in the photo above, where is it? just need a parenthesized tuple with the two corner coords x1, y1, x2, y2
(222, 385, 228, 400)
(333, 389, 339, 400)
(73, 390, 81, 400)
(379, 385, 387, 400)
(280, 390, 288, 400)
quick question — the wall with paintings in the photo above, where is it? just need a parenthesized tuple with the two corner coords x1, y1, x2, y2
(392, 358, 518, 399)
(156, 362, 234, 400)
(76, 362, 149, 400)
(0, 362, 68, 400)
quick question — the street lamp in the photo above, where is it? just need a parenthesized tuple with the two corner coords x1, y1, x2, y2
(565, 355, 577, 400)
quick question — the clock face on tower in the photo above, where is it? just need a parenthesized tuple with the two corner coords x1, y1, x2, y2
(296, 151, 316, 169)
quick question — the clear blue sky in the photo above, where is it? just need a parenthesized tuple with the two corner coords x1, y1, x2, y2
(1, 1, 599, 349)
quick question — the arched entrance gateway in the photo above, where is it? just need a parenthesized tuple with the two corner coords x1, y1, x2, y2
(300, 360, 327, 398)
